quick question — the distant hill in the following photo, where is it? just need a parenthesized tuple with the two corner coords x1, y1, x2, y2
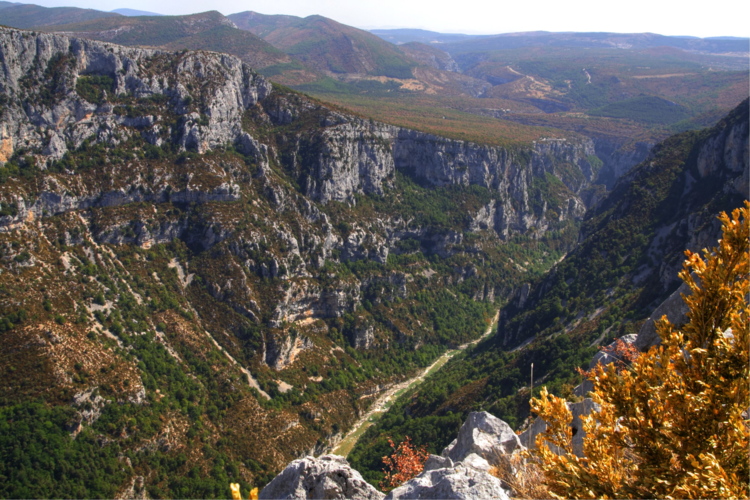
(0, 1, 119, 28)
(228, 11, 417, 79)
(34, 11, 295, 73)
(440, 31, 750, 56)
(111, 8, 163, 17)
(369, 28, 483, 45)
(370, 29, 750, 57)
(397, 42, 459, 72)
(41, 10, 236, 46)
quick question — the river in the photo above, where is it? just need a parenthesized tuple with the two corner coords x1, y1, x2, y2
(331, 310, 500, 457)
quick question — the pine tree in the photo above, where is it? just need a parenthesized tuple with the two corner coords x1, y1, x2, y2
(531, 201, 749, 499)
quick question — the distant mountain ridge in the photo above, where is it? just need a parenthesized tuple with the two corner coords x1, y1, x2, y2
(16, 10, 296, 76)
(111, 8, 163, 17)
(228, 11, 418, 79)
(371, 29, 750, 56)
(0, 0, 120, 28)
(366, 28, 484, 45)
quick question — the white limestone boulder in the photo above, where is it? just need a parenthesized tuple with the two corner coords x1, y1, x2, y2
(259, 454, 384, 500)
(384, 463, 510, 500)
(441, 411, 524, 463)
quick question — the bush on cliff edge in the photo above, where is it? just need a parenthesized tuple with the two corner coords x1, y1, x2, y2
(532, 201, 749, 499)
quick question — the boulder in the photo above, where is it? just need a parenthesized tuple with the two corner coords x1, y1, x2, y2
(259, 455, 384, 500)
(461, 453, 491, 472)
(635, 281, 691, 351)
(385, 464, 509, 500)
(422, 454, 452, 472)
(441, 411, 523, 463)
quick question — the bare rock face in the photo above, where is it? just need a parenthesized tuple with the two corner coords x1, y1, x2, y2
(0, 27, 271, 158)
(384, 463, 510, 500)
(352, 324, 375, 350)
(67, 387, 110, 437)
(635, 282, 691, 351)
(265, 332, 314, 370)
(258, 455, 384, 500)
(442, 411, 524, 463)
(303, 121, 396, 204)
(116, 476, 148, 500)
(422, 454, 453, 471)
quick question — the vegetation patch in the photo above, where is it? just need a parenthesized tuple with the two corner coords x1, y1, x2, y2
(588, 96, 692, 124)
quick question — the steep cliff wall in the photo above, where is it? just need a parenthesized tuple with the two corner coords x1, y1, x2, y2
(0, 26, 601, 243)
(0, 28, 271, 158)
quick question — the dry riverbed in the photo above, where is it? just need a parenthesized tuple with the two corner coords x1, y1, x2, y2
(331, 311, 500, 457)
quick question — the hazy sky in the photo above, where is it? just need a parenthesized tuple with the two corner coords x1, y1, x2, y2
(16, 0, 750, 37)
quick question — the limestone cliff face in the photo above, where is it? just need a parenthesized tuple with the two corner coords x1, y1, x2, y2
(0, 27, 602, 245)
(281, 115, 598, 239)
(0, 28, 270, 160)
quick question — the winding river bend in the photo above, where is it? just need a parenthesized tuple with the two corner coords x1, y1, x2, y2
(331, 310, 500, 457)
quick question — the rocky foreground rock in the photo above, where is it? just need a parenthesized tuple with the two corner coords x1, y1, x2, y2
(442, 410, 523, 464)
(259, 455, 384, 500)
(260, 412, 516, 499)
(384, 463, 509, 500)
(260, 332, 655, 498)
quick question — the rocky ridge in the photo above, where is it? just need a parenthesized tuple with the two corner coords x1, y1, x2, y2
(261, 412, 515, 500)
(0, 27, 601, 239)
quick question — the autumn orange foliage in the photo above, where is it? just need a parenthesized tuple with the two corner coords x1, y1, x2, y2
(577, 337, 640, 379)
(531, 201, 750, 499)
(380, 436, 430, 492)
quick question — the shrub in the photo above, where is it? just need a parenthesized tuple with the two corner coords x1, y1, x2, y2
(531, 201, 749, 499)
(380, 436, 429, 492)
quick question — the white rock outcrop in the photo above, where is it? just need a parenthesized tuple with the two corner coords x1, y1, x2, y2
(258, 455, 384, 500)
(385, 463, 509, 500)
(442, 411, 524, 463)
(635, 282, 690, 351)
